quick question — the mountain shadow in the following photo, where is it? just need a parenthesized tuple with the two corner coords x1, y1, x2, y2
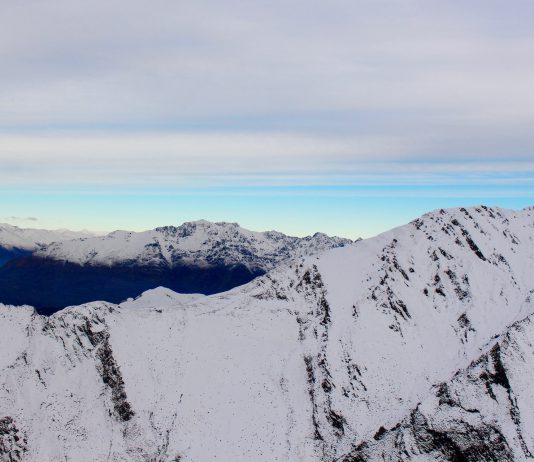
(0, 256, 264, 315)
(0, 247, 32, 267)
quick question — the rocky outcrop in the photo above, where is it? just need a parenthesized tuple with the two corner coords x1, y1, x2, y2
(0, 417, 27, 462)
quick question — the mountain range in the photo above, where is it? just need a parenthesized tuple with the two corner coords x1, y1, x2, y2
(1, 205, 533, 461)
(0, 220, 353, 314)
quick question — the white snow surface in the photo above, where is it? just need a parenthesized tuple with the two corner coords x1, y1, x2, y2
(0, 223, 95, 251)
(36, 220, 353, 269)
(344, 313, 534, 461)
(1, 206, 534, 461)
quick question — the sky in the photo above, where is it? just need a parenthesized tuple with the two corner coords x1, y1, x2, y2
(1, 0, 534, 239)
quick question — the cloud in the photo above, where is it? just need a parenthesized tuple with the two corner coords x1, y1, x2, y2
(0, 1, 533, 200)
(0, 131, 533, 195)
(1, 216, 38, 222)
(1, 0, 534, 132)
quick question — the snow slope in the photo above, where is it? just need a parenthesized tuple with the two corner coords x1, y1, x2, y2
(36, 220, 353, 270)
(1, 206, 534, 461)
(343, 314, 534, 461)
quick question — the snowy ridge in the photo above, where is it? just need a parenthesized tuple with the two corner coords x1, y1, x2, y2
(1, 206, 534, 461)
(0, 223, 94, 251)
(36, 220, 354, 270)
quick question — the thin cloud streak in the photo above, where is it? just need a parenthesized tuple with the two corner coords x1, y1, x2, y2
(1, 0, 534, 132)
(1, 132, 533, 189)
(0, 216, 38, 222)
(1, 187, 532, 200)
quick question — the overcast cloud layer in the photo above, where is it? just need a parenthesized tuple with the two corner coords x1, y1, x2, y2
(1, 0, 533, 199)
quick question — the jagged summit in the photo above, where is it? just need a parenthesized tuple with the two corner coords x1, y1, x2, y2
(1, 205, 534, 461)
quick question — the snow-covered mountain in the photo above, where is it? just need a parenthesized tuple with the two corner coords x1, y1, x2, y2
(0, 223, 94, 266)
(36, 220, 353, 270)
(0, 223, 94, 252)
(1, 205, 534, 461)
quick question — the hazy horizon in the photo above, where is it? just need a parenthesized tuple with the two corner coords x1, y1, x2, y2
(2, 201, 534, 241)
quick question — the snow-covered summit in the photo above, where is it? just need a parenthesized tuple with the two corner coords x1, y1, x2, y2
(36, 220, 354, 269)
(1, 205, 534, 461)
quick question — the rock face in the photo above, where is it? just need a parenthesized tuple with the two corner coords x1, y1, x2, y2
(1, 206, 534, 461)
(0, 221, 352, 314)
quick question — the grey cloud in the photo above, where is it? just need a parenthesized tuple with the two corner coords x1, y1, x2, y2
(0, 132, 533, 191)
(0, 0, 533, 193)
(1, 0, 534, 132)
(2, 216, 38, 222)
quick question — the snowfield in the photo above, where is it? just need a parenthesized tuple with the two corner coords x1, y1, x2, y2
(1, 206, 534, 461)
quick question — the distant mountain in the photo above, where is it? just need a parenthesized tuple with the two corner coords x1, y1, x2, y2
(37, 220, 353, 270)
(0, 223, 95, 266)
(0, 220, 353, 313)
(0, 223, 95, 251)
(1, 205, 533, 461)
